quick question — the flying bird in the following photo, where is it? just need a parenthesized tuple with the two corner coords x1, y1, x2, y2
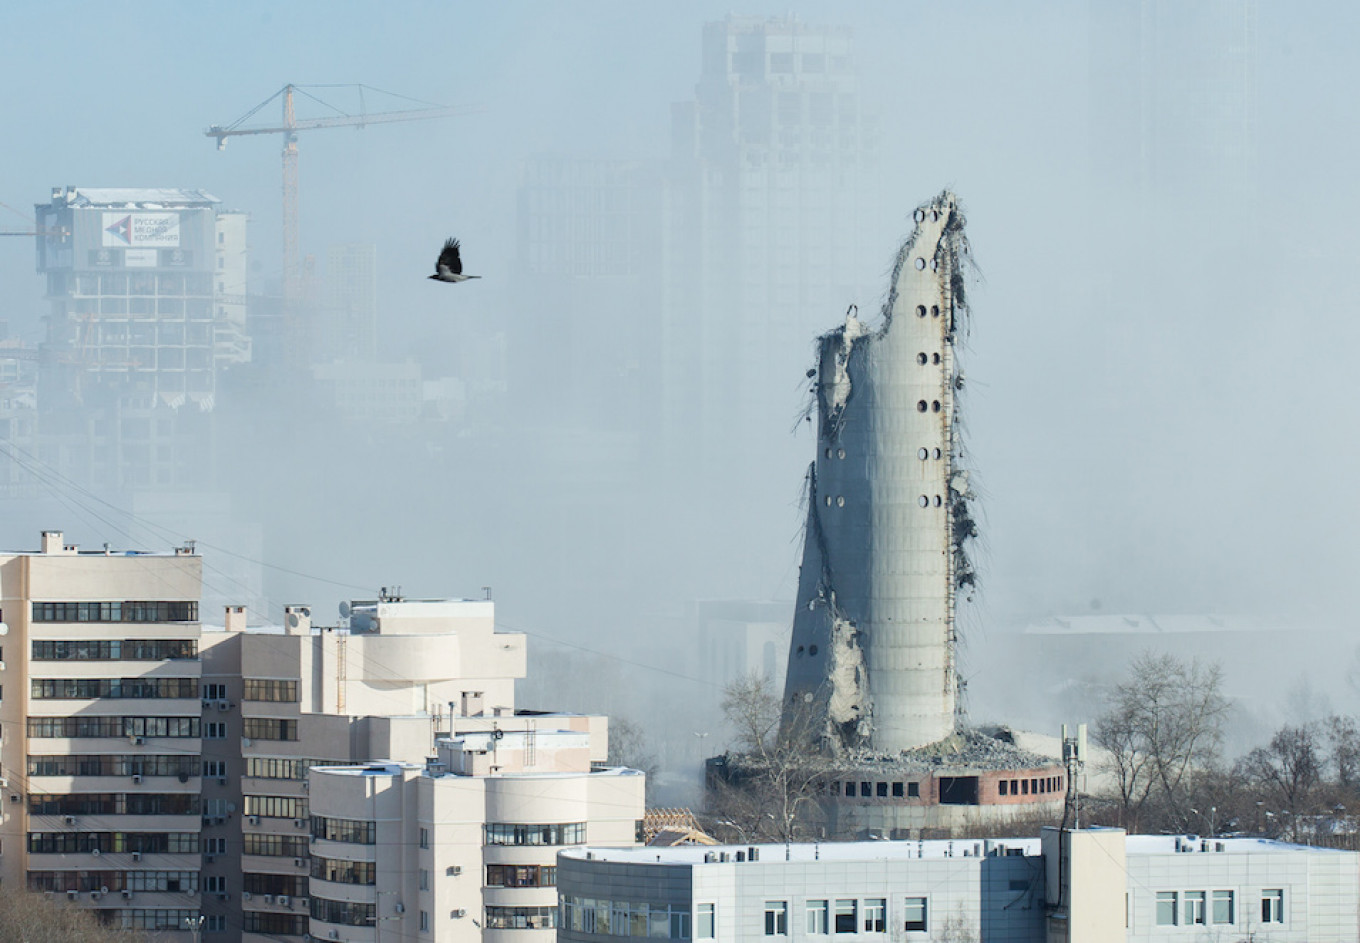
(429, 238, 480, 283)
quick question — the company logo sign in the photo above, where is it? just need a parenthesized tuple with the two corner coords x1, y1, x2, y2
(102, 212, 180, 248)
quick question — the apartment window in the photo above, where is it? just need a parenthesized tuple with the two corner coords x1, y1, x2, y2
(32, 638, 197, 660)
(806, 900, 828, 935)
(834, 899, 857, 934)
(483, 822, 586, 845)
(311, 856, 376, 886)
(420, 910, 429, 932)
(242, 834, 309, 857)
(764, 901, 788, 936)
(203, 875, 225, 893)
(242, 913, 306, 935)
(860, 782, 870, 797)
(204, 837, 226, 855)
(1212, 890, 1234, 924)
(1000, 780, 1009, 796)
(311, 815, 376, 844)
(1156, 891, 1178, 926)
(863, 898, 886, 933)
(243, 873, 307, 896)
(242, 718, 298, 741)
(892, 782, 904, 798)
(419, 869, 429, 890)
(907, 782, 920, 798)
(484, 905, 556, 930)
(310, 897, 377, 927)
(31, 601, 197, 623)
(844, 782, 854, 797)
(243, 679, 299, 702)
(243, 795, 308, 819)
(904, 897, 927, 932)
(1262, 889, 1284, 923)
(419, 827, 430, 849)
(202, 760, 226, 778)
(486, 864, 556, 888)
(697, 903, 715, 938)
(202, 683, 227, 700)
(204, 722, 226, 739)
(205, 915, 227, 932)
(1184, 891, 1206, 926)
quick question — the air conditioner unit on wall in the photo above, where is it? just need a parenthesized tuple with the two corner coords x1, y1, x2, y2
(278, 895, 290, 907)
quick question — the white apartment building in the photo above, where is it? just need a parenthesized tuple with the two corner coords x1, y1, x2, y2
(3, 530, 205, 936)
(306, 718, 644, 943)
(0, 530, 644, 943)
(558, 829, 1360, 942)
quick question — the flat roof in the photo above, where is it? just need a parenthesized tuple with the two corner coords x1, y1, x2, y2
(564, 833, 1343, 866)
(58, 187, 221, 207)
(564, 837, 1042, 866)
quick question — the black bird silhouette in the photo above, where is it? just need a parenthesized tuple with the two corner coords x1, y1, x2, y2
(429, 238, 480, 283)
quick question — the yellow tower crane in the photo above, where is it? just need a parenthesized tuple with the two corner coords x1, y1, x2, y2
(206, 84, 469, 305)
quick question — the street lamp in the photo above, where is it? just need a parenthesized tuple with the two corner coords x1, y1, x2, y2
(183, 914, 205, 943)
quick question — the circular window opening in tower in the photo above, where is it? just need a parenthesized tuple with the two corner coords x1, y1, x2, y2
(915, 258, 926, 271)
(825, 448, 832, 459)
(916, 305, 927, 318)
(837, 449, 846, 460)
(825, 496, 832, 507)
(917, 400, 928, 412)
(797, 645, 805, 656)
(914, 209, 926, 223)
(918, 448, 928, 460)
(917, 352, 928, 365)
(930, 209, 940, 222)
(934, 495, 943, 507)
(918, 495, 929, 508)
(836, 496, 845, 507)
(809, 644, 819, 656)
(933, 448, 943, 459)
(932, 401, 941, 412)
(932, 353, 941, 364)
(930, 259, 939, 272)
(931, 305, 940, 317)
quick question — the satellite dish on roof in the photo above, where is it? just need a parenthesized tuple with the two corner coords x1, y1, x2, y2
(287, 613, 299, 628)
(339, 601, 352, 618)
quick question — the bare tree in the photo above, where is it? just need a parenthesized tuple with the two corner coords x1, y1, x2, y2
(705, 673, 828, 843)
(1092, 653, 1230, 832)
(0, 890, 146, 942)
(1326, 714, 1360, 790)
(1237, 723, 1324, 837)
(607, 716, 660, 803)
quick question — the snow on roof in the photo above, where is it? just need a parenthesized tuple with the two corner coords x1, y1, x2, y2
(1021, 613, 1276, 636)
(1123, 834, 1351, 855)
(63, 188, 220, 208)
(564, 837, 1042, 866)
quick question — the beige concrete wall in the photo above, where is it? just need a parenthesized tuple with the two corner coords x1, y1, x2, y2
(1042, 827, 1127, 942)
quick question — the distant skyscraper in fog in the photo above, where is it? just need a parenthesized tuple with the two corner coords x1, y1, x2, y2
(664, 16, 879, 459)
(31, 187, 249, 491)
(1088, 0, 1258, 243)
(317, 243, 378, 363)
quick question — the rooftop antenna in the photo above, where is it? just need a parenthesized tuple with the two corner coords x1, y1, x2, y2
(1060, 723, 1087, 829)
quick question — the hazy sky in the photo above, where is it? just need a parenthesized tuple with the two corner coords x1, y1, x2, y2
(2, 1, 1359, 706)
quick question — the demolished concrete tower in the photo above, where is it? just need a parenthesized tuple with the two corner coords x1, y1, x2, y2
(783, 190, 978, 754)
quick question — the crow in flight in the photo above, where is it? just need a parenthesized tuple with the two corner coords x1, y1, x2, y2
(429, 238, 480, 283)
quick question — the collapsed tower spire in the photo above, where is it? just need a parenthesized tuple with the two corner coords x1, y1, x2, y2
(782, 191, 977, 755)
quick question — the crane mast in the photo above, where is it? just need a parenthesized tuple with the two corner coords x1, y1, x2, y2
(206, 84, 468, 313)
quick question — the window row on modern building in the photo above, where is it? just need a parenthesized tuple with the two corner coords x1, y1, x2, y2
(1154, 888, 1282, 927)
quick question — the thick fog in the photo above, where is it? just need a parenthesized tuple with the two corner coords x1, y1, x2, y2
(2, 2, 1357, 798)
